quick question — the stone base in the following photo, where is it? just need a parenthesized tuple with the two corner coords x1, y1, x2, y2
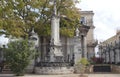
(35, 66, 74, 74)
(111, 65, 120, 73)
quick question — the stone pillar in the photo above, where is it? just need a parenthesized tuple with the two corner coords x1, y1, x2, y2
(51, 15, 60, 45)
(104, 51, 107, 63)
(116, 49, 119, 64)
(111, 50, 114, 63)
(84, 37, 87, 58)
(114, 49, 116, 64)
(106, 52, 109, 63)
(81, 35, 84, 58)
(74, 36, 81, 64)
(119, 48, 120, 63)
(50, 0, 63, 62)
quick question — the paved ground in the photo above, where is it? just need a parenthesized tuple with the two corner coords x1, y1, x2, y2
(87, 74, 120, 77)
(0, 74, 120, 77)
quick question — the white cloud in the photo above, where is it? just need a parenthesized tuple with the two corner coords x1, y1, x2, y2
(77, 0, 120, 41)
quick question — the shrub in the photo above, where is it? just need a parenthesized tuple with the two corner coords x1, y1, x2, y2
(90, 56, 104, 64)
(4, 39, 34, 76)
(78, 58, 90, 66)
(75, 58, 90, 74)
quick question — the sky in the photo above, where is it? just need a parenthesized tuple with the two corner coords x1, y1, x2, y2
(76, 0, 120, 42)
(0, 35, 9, 46)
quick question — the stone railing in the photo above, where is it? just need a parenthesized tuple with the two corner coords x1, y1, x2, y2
(36, 62, 74, 67)
(35, 66, 74, 74)
(35, 62, 74, 74)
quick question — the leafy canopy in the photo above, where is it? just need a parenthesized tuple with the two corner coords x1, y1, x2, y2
(0, 0, 80, 38)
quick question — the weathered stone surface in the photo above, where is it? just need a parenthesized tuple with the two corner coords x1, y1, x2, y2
(111, 65, 120, 73)
(35, 67, 74, 74)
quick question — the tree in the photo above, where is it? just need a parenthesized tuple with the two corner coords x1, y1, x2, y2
(35, 0, 81, 37)
(0, 0, 42, 38)
(4, 40, 34, 76)
(0, 0, 81, 38)
(0, 0, 81, 62)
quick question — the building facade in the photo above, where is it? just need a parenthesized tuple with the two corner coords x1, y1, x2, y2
(99, 30, 120, 64)
(0, 11, 97, 63)
(80, 11, 98, 60)
(37, 11, 97, 64)
(0, 11, 97, 74)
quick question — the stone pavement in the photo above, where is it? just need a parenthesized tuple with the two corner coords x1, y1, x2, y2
(0, 74, 120, 77)
(87, 74, 120, 77)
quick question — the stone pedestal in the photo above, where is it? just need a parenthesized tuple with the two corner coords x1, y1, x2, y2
(35, 66, 74, 74)
(74, 36, 82, 64)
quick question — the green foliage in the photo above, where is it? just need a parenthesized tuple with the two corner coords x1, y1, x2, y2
(4, 40, 34, 76)
(0, 0, 40, 37)
(60, 27, 75, 37)
(78, 58, 90, 66)
(75, 58, 90, 73)
(0, 0, 80, 38)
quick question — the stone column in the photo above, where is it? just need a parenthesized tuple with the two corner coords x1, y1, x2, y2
(81, 35, 84, 58)
(74, 36, 81, 64)
(111, 50, 114, 63)
(114, 49, 116, 64)
(50, 0, 63, 62)
(84, 37, 87, 58)
(104, 51, 107, 63)
(116, 49, 120, 64)
(106, 52, 109, 63)
(119, 47, 120, 63)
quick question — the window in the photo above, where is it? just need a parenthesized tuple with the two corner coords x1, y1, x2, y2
(80, 17, 86, 24)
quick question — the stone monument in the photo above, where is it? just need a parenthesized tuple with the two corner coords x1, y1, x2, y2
(35, 0, 74, 74)
(50, 0, 63, 62)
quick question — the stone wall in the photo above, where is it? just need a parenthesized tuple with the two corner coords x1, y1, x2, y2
(111, 65, 120, 73)
(85, 65, 94, 73)
(35, 66, 74, 74)
(86, 65, 120, 73)
(74, 65, 94, 73)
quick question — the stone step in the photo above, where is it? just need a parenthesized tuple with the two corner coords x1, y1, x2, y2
(2, 68, 11, 71)
(93, 65, 111, 72)
(0, 65, 12, 74)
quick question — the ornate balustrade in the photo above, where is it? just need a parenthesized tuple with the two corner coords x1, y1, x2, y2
(36, 62, 74, 67)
